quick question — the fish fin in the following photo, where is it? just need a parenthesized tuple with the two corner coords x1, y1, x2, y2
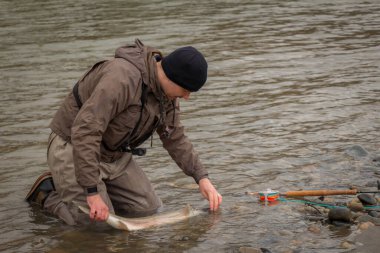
(77, 204, 90, 215)
(106, 213, 131, 231)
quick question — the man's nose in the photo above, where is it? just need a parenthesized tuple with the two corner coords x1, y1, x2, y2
(183, 91, 190, 100)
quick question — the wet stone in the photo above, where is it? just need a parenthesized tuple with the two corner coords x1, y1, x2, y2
(341, 241, 354, 249)
(351, 211, 361, 219)
(357, 193, 377, 206)
(358, 221, 374, 230)
(368, 211, 379, 218)
(328, 207, 352, 223)
(348, 200, 364, 212)
(321, 207, 330, 215)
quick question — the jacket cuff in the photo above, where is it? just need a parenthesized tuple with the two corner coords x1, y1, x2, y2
(194, 173, 209, 184)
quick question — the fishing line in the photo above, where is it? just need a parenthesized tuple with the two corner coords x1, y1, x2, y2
(277, 197, 380, 210)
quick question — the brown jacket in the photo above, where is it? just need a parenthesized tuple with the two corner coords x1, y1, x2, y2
(50, 39, 208, 189)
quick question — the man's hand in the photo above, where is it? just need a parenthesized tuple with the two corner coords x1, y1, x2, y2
(86, 194, 109, 221)
(199, 178, 222, 211)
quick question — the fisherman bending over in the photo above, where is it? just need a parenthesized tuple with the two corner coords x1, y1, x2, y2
(26, 39, 222, 225)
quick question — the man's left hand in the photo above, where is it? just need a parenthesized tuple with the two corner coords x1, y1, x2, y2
(199, 178, 222, 211)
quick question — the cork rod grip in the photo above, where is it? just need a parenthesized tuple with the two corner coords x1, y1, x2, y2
(284, 189, 358, 196)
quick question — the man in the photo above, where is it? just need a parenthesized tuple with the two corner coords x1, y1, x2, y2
(26, 39, 222, 225)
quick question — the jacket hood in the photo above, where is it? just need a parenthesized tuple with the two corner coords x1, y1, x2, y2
(115, 39, 165, 101)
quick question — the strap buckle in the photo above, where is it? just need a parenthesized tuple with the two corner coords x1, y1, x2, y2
(119, 146, 146, 156)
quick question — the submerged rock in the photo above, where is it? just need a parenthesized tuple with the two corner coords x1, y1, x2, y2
(345, 145, 368, 158)
(357, 193, 377, 205)
(356, 214, 380, 225)
(328, 207, 352, 223)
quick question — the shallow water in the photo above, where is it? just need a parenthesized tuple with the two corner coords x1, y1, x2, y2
(0, 0, 379, 252)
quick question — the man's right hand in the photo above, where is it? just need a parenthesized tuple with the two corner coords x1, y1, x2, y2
(86, 194, 109, 221)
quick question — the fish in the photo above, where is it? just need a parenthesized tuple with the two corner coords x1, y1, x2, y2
(78, 204, 203, 231)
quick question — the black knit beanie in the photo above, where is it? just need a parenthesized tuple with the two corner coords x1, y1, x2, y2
(161, 46, 208, 92)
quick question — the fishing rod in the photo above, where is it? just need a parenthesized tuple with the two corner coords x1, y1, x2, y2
(247, 180, 380, 198)
(246, 188, 380, 198)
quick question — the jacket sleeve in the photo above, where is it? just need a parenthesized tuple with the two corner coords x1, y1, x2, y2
(71, 61, 140, 189)
(157, 99, 209, 184)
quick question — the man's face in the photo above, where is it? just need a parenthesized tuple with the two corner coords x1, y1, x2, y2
(157, 62, 191, 101)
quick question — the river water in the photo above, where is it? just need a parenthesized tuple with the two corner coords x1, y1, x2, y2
(0, 0, 379, 252)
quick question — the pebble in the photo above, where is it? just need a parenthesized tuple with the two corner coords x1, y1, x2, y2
(279, 230, 294, 236)
(290, 240, 302, 247)
(357, 193, 377, 205)
(358, 221, 374, 230)
(341, 241, 353, 249)
(348, 200, 364, 212)
(308, 224, 321, 234)
(349, 197, 361, 205)
(351, 212, 361, 219)
(321, 207, 330, 214)
(328, 207, 352, 223)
